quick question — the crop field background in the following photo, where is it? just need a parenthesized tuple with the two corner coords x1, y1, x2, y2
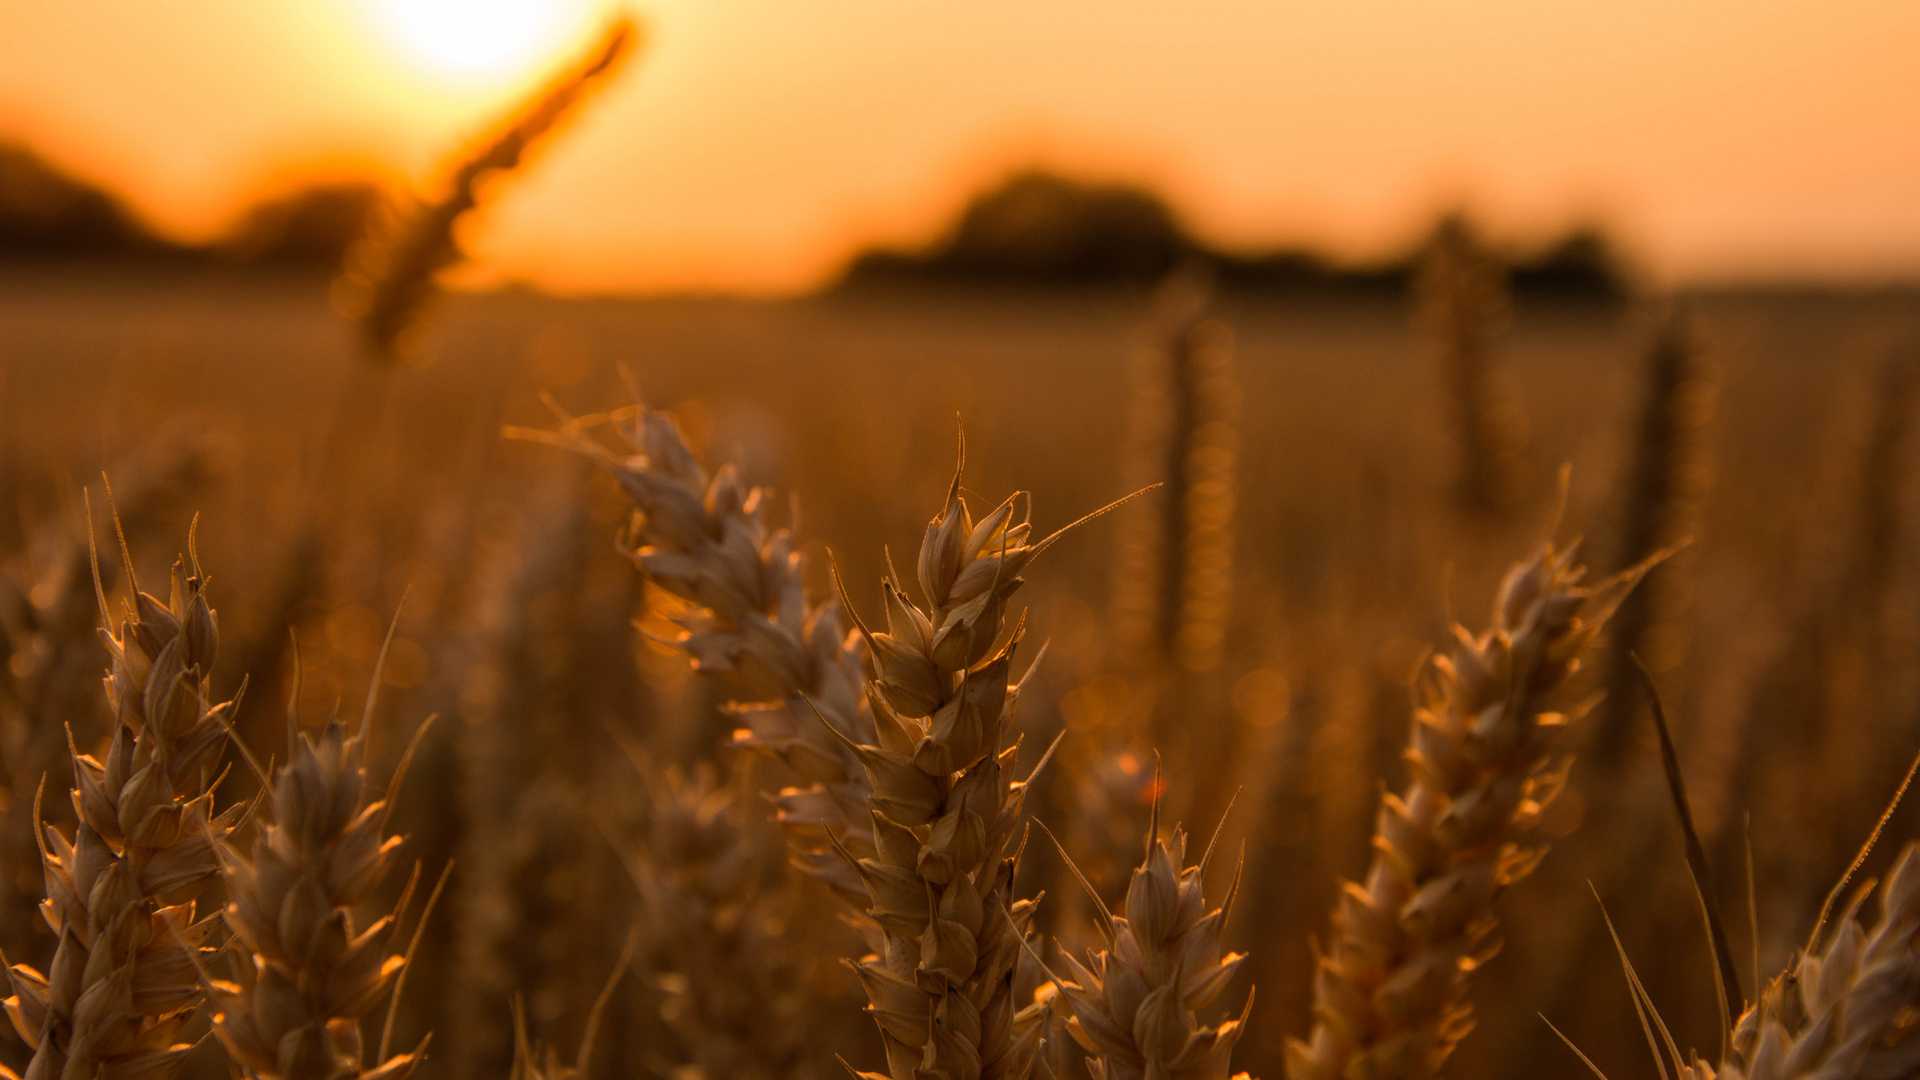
(2, 257, 1917, 1079)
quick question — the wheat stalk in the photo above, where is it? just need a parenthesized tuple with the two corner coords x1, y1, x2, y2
(1286, 541, 1650, 1079)
(509, 403, 879, 909)
(2, 521, 237, 1080)
(209, 697, 429, 1080)
(1113, 266, 1239, 675)
(1418, 215, 1527, 513)
(333, 18, 639, 365)
(835, 459, 1065, 1080)
(505, 928, 637, 1080)
(1593, 310, 1715, 772)
(1048, 815, 1253, 1080)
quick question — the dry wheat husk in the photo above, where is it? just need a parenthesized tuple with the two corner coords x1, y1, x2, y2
(2, 535, 237, 1080)
(1286, 542, 1649, 1080)
(513, 403, 878, 907)
(1051, 821, 1252, 1080)
(209, 708, 425, 1080)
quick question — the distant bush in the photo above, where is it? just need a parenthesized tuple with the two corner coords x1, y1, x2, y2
(845, 170, 1197, 286)
(838, 167, 1632, 301)
(1509, 226, 1632, 299)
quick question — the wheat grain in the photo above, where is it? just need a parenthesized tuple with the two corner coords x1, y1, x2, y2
(2, 524, 237, 1080)
(1286, 541, 1650, 1080)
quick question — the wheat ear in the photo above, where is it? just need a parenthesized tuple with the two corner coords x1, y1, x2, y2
(2, 526, 238, 1080)
(510, 403, 878, 907)
(1049, 815, 1253, 1080)
(1286, 541, 1649, 1080)
(837, 460, 1069, 1080)
(337, 18, 639, 364)
(1593, 310, 1714, 771)
(1418, 215, 1527, 513)
(209, 700, 428, 1080)
(1710, 840, 1920, 1079)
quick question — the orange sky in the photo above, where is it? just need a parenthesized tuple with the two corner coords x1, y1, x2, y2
(2, 0, 1917, 293)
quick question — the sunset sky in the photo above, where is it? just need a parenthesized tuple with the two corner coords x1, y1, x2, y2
(2, 0, 1916, 293)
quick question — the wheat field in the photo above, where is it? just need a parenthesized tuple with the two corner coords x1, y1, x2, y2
(0, 259, 1917, 1080)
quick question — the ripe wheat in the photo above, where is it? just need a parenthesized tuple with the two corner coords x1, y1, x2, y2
(1050, 819, 1252, 1080)
(3, 531, 237, 1080)
(1703, 842, 1920, 1080)
(1417, 215, 1528, 513)
(210, 702, 427, 1080)
(510, 403, 878, 907)
(1287, 541, 1650, 1079)
(838, 465, 1063, 1080)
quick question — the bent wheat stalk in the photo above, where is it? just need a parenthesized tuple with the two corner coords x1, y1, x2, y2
(339, 18, 639, 364)
(3, 527, 238, 1080)
(1287, 541, 1650, 1080)
(510, 403, 878, 908)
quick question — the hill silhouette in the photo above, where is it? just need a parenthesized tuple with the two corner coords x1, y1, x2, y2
(0, 140, 380, 271)
(0, 143, 176, 259)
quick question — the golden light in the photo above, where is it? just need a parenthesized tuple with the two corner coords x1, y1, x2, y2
(359, 0, 602, 83)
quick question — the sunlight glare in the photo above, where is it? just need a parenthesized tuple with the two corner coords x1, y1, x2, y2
(361, 0, 599, 82)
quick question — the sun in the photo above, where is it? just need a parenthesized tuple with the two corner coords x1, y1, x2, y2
(361, 0, 603, 83)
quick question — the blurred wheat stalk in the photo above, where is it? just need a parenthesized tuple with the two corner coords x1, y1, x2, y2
(1418, 216, 1529, 514)
(334, 18, 640, 367)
